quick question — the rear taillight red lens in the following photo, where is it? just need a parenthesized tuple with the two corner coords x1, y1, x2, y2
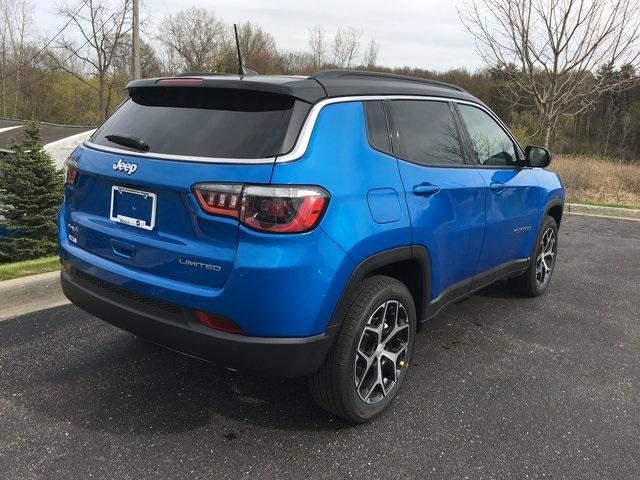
(240, 186, 328, 233)
(192, 184, 329, 233)
(193, 184, 242, 218)
(64, 158, 78, 186)
(195, 311, 244, 335)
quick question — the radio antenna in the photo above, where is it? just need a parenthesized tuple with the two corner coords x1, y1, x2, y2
(234, 23, 244, 76)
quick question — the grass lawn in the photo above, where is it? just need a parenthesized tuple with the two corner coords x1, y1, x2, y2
(0, 256, 60, 282)
(551, 155, 640, 209)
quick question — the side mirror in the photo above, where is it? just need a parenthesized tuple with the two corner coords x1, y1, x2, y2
(525, 145, 551, 168)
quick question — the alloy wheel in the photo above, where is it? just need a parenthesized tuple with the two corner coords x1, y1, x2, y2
(354, 300, 410, 404)
(536, 227, 556, 287)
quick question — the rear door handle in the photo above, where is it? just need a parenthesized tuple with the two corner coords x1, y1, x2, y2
(489, 181, 507, 193)
(412, 184, 440, 196)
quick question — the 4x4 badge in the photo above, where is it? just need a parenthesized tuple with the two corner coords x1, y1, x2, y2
(113, 159, 138, 175)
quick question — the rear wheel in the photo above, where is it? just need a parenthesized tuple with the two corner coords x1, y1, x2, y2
(308, 275, 416, 423)
(509, 215, 558, 296)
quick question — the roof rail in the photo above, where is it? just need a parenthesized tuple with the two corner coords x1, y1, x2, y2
(310, 69, 467, 93)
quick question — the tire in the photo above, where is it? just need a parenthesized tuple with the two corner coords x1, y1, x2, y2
(308, 275, 417, 423)
(509, 215, 559, 297)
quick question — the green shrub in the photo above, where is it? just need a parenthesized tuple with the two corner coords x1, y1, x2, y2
(0, 122, 63, 263)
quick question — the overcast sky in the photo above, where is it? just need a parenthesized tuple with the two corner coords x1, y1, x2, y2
(34, 0, 484, 72)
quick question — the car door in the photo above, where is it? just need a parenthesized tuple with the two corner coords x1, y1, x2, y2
(455, 102, 542, 279)
(388, 99, 486, 305)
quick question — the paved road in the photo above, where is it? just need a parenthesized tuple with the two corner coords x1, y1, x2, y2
(1, 215, 639, 479)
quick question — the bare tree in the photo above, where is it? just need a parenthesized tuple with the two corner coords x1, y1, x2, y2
(460, 0, 640, 147)
(276, 50, 314, 75)
(331, 27, 361, 68)
(308, 26, 327, 70)
(112, 35, 163, 78)
(0, 0, 32, 117)
(362, 39, 380, 69)
(57, 0, 132, 121)
(157, 7, 226, 72)
(158, 43, 182, 76)
(0, 1, 8, 116)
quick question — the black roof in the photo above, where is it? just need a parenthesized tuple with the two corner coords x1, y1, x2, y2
(311, 69, 467, 92)
(126, 70, 480, 105)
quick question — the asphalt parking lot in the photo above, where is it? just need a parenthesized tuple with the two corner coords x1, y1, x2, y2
(1, 214, 639, 479)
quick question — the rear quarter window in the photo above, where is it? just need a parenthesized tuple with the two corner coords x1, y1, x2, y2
(90, 88, 310, 159)
(364, 100, 392, 154)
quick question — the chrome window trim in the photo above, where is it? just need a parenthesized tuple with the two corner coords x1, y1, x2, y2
(276, 95, 452, 163)
(84, 141, 277, 164)
(84, 94, 518, 165)
(276, 95, 521, 163)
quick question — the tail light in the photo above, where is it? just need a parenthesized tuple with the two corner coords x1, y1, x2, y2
(241, 186, 328, 233)
(63, 157, 78, 186)
(192, 184, 329, 233)
(193, 184, 243, 218)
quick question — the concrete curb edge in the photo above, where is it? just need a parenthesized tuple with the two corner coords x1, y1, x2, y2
(0, 270, 69, 321)
(566, 203, 640, 221)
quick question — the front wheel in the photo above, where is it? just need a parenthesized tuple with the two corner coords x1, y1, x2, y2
(308, 275, 416, 423)
(509, 215, 559, 297)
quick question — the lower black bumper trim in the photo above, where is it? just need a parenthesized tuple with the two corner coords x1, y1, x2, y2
(60, 271, 335, 378)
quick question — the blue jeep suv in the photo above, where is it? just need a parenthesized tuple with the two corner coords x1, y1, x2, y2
(59, 70, 565, 422)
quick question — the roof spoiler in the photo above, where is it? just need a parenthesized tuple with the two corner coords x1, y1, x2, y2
(124, 76, 327, 104)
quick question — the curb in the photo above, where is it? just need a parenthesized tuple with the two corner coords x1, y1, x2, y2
(0, 270, 69, 321)
(566, 203, 640, 221)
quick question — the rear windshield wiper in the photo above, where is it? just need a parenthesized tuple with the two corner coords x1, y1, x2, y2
(105, 134, 150, 152)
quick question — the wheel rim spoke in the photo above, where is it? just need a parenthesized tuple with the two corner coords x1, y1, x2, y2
(354, 299, 411, 404)
(367, 359, 384, 400)
(535, 227, 556, 287)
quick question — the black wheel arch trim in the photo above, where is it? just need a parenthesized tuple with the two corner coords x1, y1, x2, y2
(327, 245, 431, 330)
(544, 197, 564, 226)
(523, 197, 564, 263)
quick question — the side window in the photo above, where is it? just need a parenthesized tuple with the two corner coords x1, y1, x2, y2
(364, 100, 391, 154)
(389, 100, 465, 166)
(457, 104, 517, 167)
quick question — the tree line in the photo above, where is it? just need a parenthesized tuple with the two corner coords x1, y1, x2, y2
(1, 0, 639, 159)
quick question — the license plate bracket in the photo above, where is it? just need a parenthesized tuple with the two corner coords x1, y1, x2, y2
(110, 186, 157, 231)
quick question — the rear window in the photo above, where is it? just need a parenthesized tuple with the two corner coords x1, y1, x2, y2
(91, 87, 310, 159)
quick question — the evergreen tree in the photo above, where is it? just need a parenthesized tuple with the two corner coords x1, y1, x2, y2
(0, 122, 63, 262)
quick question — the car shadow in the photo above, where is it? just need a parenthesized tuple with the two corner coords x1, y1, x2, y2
(1, 305, 356, 436)
(470, 278, 522, 299)
(45, 334, 352, 434)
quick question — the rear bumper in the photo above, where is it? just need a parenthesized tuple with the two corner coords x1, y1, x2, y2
(58, 201, 354, 338)
(60, 271, 336, 378)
